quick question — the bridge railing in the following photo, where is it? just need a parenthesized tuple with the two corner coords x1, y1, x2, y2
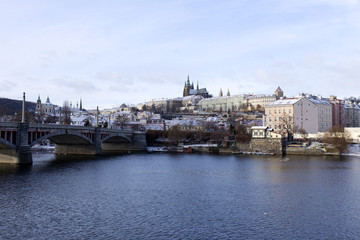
(29, 123, 96, 131)
(0, 122, 144, 135)
(0, 122, 19, 128)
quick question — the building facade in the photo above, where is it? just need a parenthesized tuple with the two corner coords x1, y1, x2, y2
(197, 95, 247, 112)
(345, 104, 360, 127)
(264, 97, 319, 134)
(330, 96, 345, 127)
(307, 96, 332, 132)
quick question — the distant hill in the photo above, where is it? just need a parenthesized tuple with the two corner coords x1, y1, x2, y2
(0, 97, 37, 115)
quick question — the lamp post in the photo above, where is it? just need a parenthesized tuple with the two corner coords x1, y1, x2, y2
(59, 107, 62, 124)
(96, 106, 99, 127)
(21, 92, 25, 123)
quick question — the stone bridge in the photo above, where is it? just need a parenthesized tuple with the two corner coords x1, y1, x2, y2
(0, 122, 147, 164)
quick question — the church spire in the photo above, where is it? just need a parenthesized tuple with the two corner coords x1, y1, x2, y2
(219, 88, 223, 97)
(187, 75, 190, 86)
(80, 97, 83, 111)
(197, 81, 199, 90)
(227, 88, 230, 96)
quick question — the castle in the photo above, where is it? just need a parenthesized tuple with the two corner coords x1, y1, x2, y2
(183, 76, 210, 98)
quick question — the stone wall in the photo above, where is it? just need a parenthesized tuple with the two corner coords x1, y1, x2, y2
(236, 142, 251, 152)
(285, 147, 325, 156)
(250, 138, 283, 155)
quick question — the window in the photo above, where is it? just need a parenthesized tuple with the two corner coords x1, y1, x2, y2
(274, 109, 277, 114)
(283, 109, 286, 113)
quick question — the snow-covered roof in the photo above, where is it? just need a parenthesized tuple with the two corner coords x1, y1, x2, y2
(308, 97, 331, 106)
(251, 126, 267, 130)
(146, 124, 165, 131)
(268, 98, 301, 106)
(199, 94, 245, 102)
(345, 104, 360, 109)
(246, 94, 275, 99)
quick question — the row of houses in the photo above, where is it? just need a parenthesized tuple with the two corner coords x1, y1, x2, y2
(263, 94, 359, 134)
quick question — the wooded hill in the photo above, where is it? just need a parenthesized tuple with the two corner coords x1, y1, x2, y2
(0, 98, 36, 115)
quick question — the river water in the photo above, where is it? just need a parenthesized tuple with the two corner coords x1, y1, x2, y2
(1, 152, 360, 239)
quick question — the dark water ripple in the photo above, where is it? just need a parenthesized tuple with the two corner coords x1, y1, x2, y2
(1, 153, 360, 239)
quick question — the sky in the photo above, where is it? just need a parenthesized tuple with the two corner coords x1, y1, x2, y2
(0, 0, 360, 109)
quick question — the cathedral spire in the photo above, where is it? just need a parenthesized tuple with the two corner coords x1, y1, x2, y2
(197, 81, 199, 90)
(187, 75, 190, 86)
(219, 88, 223, 97)
(227, 88, 230, 96)
(80, 97, 82, 111)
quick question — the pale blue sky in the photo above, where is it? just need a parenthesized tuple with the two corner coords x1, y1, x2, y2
(0, 0, 359, 108)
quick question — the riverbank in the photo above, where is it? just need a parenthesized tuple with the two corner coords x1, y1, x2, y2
(147, 142, 360, 157)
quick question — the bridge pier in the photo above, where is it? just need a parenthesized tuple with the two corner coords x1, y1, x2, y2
(16, 123, 32, 164)
(54, 144, 98, 155)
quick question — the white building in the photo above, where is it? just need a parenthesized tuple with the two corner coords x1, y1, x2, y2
(305, 95, 332, 132)
(198, 95, 247, 112)
(251, 126, 282, 139)
(264, 97, 319, 134)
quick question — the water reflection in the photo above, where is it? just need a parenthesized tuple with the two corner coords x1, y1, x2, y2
(0, 163, 32, 175)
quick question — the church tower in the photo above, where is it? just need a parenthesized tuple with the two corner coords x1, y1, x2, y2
(36, 95, 42, 114)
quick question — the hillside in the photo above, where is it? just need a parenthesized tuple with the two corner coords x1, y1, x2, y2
(0, 98, 37, 115)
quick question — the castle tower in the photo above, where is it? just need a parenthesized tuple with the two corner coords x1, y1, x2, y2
(275, 86, 284, 99)
(219, 88, 223, 97)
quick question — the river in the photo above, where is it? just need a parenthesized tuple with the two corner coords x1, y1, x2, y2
(1, 152, 360, 239)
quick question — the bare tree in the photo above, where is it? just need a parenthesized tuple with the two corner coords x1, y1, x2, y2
(255, 104, 264, 112)
(35, 110, 45, 123)
(279, 114, 293, 141)
(235, 123, 251, 143)
(114, 114, 130, 129)
(44, 115, 58, 124)
(296, 127, 308, 141)
(167, 125, 186, 143)
(61, 101, 72, 125)
(11, 111, 36, 123)
(323, 125, 350, 155)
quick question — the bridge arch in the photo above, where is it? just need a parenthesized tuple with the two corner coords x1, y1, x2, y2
(0, 138, 16, 150)
(101, 134, 132, 144)
(30, 131, 94, 147)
